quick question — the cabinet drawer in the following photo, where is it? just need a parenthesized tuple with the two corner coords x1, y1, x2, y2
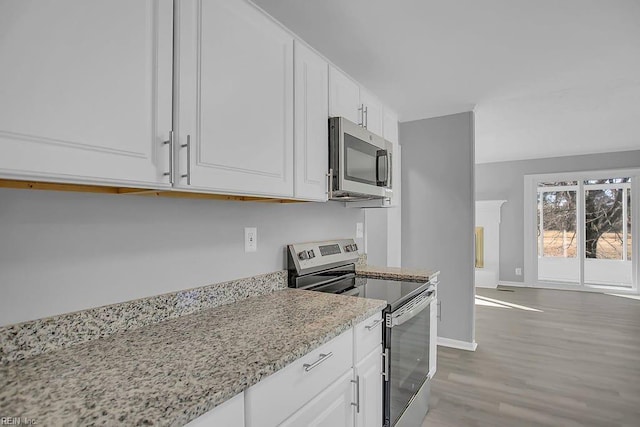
(245, 328, 353, 427)
(354, 312, 383, 362)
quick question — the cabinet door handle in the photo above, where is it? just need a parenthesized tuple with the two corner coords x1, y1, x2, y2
(381, 348, 389, 382)
(365, 318, 384, 330)
(303, 352, 333, 372)
(358, 104, 364, 126)
(351, 375, 360, 413)
(437, 300, 442, 320)
(181, 135, 191, 185)
(163, 131, 174, 184)
(364, 106, 368, 128)
(326, 168, 333, 198)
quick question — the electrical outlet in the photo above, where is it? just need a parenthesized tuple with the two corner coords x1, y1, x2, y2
(515, 267, 522, 276)
(244, 227, 257, 252)
(356, 222, 364, 238)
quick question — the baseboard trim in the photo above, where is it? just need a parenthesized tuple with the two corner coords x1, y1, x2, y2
(437, 337, 478, 351)
(498, 281, 527, 287)
(476, 283, 498, 289)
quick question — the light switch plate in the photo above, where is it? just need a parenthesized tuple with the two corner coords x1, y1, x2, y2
(245, 227, 257, 252)
(356, 222, 364, 238)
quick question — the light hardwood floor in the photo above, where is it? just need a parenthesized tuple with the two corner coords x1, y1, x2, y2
(422, 287, 640, 427)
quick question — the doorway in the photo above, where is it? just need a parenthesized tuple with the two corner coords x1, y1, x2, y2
(524, 170, 639, 292)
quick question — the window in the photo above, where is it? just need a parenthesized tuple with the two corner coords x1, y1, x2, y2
(525, 170, 638, 290)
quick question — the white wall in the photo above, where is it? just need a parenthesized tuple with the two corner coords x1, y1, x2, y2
(0, 189, 363, 326)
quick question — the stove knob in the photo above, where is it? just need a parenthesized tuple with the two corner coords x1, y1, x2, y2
(352, 243, 358, 251)
(298, 251, 309, 260)
(344, 245, 351, 252)
(308, 249, 315, 258)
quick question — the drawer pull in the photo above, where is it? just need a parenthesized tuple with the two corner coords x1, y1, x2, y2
(303, 352, 333, 372)
(365, 318, 384, 330)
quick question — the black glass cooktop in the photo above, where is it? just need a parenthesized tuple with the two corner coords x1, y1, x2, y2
(314, 277, 430, 311)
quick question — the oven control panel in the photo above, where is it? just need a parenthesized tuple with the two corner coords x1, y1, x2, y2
(288, 239, 360, 274)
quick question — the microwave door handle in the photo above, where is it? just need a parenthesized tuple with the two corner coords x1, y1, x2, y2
(376, 150, 388, 187)
(387, 152, 392, 189)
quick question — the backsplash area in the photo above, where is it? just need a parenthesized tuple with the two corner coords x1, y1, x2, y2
(0, 271, 286, 364)
(0, 188, 364, 326)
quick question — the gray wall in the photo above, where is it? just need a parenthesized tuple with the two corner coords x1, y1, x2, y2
(476, 149, 640, 283)
(0, 189, 363, 326)
(400, 112, 476, 344)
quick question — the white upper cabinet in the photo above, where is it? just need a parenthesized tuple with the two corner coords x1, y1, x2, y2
(329, 67, 388, 138)
(383, 109, 399, 144)
(175, 0, 294, 197)
(329, 66, 361, 125)
(0, 0, 173, 187)
(294, 41, 329, 201)
(360, 89, 384, 137)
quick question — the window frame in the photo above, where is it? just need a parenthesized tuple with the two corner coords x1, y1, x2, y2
(524, 168, 639, 293)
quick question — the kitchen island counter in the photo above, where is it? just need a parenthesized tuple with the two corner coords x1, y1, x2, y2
(356, 264, 439, 283)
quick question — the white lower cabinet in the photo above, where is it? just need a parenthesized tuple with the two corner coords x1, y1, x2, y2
(429, 297, 438, 379)
(245, 329, 354, 427)
(186, 392, 244, 427)
(355, 346, 383, 427)
(280, 370, 354, 427)
(243, 312, 384, 427)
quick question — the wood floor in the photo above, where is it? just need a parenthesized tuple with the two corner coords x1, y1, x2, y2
(422, 287, 640, 427)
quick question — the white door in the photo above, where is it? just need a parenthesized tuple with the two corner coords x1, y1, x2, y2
(294, 41, 329, 201)
(355, 346, 383, 427)
(0, 0, 173, 188)
(360, 90, 384, 137)
(280, 370, 355, 427)
(176, 0, 294, 197)
(329, 67, 360, 124)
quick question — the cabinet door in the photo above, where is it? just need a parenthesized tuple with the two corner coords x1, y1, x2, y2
(429, 298, 438, 378)
(176, 0, 294, 197)
(329, 67, 360, 124)
(0, 0, 173, 187)
(383, 109, 399, 144)
(294, 41, 328, 201)
(185, 392, 244, 427)
(280, 370, 355, 427)
(355, 346, 383, 427)
(360, 89, 384, 137)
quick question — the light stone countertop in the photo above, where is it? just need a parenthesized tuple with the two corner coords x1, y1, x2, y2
(356, 264, 440, 283)
(0, 289, 386, 426)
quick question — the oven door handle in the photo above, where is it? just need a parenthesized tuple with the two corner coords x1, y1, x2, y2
(390, 294, 435, 327)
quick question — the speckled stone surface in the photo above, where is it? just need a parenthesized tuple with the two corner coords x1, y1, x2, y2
(356, 264, 440, 283)
(0, 289, 385, 426)
(356, 253, 367, 267)
(0, 271, 287, 364)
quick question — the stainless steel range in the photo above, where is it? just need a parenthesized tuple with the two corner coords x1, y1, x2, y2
(287, 239, 437, 427)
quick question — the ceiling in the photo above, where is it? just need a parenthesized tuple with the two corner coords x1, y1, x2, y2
(253, 0, 640, 163)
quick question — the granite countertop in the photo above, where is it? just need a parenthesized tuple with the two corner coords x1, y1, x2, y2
(356, 264, 440, 283)
(0, 289, 386, 426)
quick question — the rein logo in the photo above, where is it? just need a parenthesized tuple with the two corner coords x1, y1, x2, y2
(1, 418, 38, 425)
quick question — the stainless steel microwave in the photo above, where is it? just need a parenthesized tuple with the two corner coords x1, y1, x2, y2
(328, 117, 393, 201)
